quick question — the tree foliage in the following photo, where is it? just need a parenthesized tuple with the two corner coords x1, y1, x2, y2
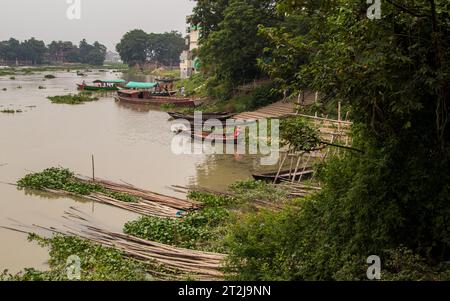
(224, 0, 450, 280)
(0, 38, 107, 65)
(196, 0, 278, 84)
(116, 30, 186, 66)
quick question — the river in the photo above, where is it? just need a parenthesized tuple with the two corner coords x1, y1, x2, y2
(0, 70, 263, 273)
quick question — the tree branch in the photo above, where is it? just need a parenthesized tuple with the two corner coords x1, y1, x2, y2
(384, 0, 430, 18)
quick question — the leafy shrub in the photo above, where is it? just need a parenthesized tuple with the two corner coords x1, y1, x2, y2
(188, 191, 235, 207)
(230, 180, 287, 204)
(124, 192, 233, 251)
(207, 80, 234, 101)
(225, 144, 450, 280)
(246, 83, 282, 110)
(280, 117, 321, 152)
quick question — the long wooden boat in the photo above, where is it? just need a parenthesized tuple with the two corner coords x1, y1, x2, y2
(177, 129, 243, 144)
(77, 84, 119, 91)
(115, 90, 198, 107)
(167, 112, 236, 122)
(77, 79, 126, 91)
(252, 168, 314, 183)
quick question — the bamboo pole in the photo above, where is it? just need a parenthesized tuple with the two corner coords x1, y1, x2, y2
(91, 155, 95, 182)
(298, 153, 312, 183)
(291, 154, 303, 184)
(274, 152, 288, 184)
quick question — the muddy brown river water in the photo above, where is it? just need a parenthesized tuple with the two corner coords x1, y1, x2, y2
(0, 70, 265, 273)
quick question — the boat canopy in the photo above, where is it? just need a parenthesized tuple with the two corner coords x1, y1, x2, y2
(93, 79, 126, 84)
(125, 81, 158, 89)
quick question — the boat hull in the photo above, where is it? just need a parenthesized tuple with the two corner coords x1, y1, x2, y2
(77, 84, 119, 91)
(167, 112, 236, 122)
(252, 169, 314, 184)
(115, 95, 197, 107)
(178, 130, 242, 144)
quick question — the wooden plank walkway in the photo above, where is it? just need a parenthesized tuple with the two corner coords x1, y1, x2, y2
(232, 91, 317, 121)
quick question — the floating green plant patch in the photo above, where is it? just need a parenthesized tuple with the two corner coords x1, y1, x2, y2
(17, 167, 138, 203)
(47, 93, 99, 105)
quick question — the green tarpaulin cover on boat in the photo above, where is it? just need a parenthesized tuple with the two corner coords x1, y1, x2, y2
(125, 81, 158, 89)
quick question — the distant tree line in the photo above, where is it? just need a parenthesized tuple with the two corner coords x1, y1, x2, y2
(116, 30, 186, 67)
(0, 38, 107, 66)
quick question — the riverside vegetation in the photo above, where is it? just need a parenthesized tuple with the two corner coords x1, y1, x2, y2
(17, 168, 139, 203)
(3, 0, 449, 281)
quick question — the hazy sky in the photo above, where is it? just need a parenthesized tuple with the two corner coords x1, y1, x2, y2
(0, 0, 195, 51)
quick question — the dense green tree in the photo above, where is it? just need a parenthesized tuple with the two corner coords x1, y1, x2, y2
(21, 38, 46, 64)
(48, 41, 81, 63)
(226, 0, 450, 280)
(116, 30, 186, 67)
(151, 31, 186, 66)
(0, 38, 105, 65)
(116, 29, 150, 66)
(0, 38, 22, 62)
(198, 0, 278, 84)
(79, 39, 106, 65)
(191, 0, 230, 38)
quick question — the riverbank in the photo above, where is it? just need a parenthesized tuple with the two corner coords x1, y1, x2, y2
(3, 167, 290, 280)
(0, 70, 261, 274)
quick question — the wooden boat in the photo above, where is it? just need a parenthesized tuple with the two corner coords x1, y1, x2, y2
(156, 77, 180, 83)
(151, 91, 178, 97)
(252, 168, 314, 183)
(115, 90, 198, 107)
(167, 112, 236, 122)
(77, 79, 126, 91)
(177, 128, 243, 144)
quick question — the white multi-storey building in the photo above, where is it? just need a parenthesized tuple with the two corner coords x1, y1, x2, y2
(180, 16, 201, 79)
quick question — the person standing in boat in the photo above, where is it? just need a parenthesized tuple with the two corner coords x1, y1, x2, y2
(234, 127, 241, 140)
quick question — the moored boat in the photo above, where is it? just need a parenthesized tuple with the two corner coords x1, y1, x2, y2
(115, 90, 198, 107)
(115, 82, 200, 107)
(252, 168, 314, 183)
(167, 112, 236, 122)
(77, 79, 126, 91)
(177, 128, 243, 144)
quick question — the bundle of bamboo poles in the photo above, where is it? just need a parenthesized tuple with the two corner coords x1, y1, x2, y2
(73, 226, 226, 280)
(43, 188, 180, 218)
(171, 185, 284, 211)
(39, 175, 201, 218)
(5, 209, 226, 280)
(76, 176, 199, 211)
(277, 181, 322, 197)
